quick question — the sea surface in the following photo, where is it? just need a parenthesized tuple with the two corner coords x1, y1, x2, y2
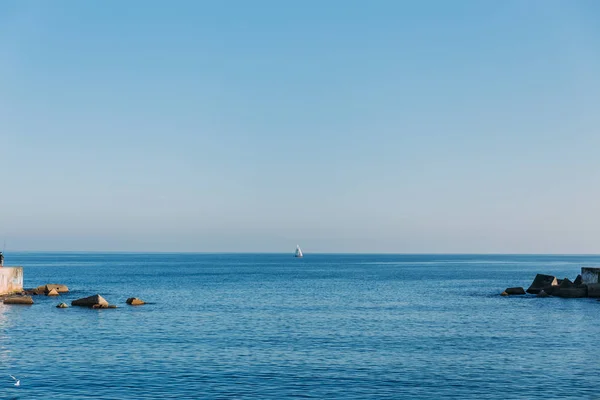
(1, 253, 600, 399)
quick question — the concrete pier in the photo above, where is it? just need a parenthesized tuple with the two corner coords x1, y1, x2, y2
(0, 267, 24, 295)
(581, 268, 600, 285)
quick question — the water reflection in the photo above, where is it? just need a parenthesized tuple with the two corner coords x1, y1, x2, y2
(0, 304, 13, 364)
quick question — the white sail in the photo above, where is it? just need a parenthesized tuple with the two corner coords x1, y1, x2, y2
(295, 245, 303, 258)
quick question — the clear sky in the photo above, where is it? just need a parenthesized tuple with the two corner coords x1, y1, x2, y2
(1, 0, 600, 253)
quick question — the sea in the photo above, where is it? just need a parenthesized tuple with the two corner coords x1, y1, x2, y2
(1, 253, 599, 399)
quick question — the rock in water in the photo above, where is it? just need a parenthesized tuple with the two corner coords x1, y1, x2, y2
(56, 302, 68, 308)
(45, 284, 69, 293)
(4, 296, 34, 305)
(126, 297, 145, 305)
(36, 284, 69, 294)
(559, 278, 574, 288)
(504, 287, 526, 295)
(537, 290, 550, 298)
(574, 275, 583, 285)
(526, 274, 558, 294)
(553, 278, 588, 298)
(47, 288, 60, 296)
(72, 294, 109, 308)
(587, 283, 600, 298)
(500, 291, 509, 296)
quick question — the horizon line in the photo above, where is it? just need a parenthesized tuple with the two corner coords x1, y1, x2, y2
(6, 250, 600, 256)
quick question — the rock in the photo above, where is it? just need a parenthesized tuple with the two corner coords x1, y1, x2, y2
(32, 286, 47, 295)
(544, 286, 556, 295)
(574, 275, 583, 285)
(126, 297, 145, 305)
(537, 290, 550, 298)
(56, 302, 68, 308)
(554, 284, 588, 298)
(526, 274, 558, 294)
(91, 303, 116, 309)
(587, 283, 600, 298)
(35, 284, 69, 294)
(72, 294, 109, 308)
(504, 287, 526, 295)
(559, 278, 574, 288)
(44, 284, 69, 293)
(46, 288, 59, 296)
(4, 296, 34, 305)
(500, 291, 509, 296)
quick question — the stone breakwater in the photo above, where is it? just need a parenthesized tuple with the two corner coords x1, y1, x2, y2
(1, 281, 146, 308)
(502, 267, 600, 299)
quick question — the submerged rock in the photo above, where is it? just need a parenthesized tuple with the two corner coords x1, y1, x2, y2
(526, 274, 558, 294)
(126, 297, 145, 305)
(500, 291, 509, 296)
(72, 294, 109, 308)
(504, 287, 526, 295)
(47, 288, 60, 296)
(56, 302, 68, 308)
(4, 296, 34, 305)
(91, 303, 117, 309)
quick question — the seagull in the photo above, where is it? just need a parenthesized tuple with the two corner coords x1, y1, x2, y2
(9, 375, 20, 386)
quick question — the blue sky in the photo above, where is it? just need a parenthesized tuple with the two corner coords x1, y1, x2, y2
(1, 0, 600, 253)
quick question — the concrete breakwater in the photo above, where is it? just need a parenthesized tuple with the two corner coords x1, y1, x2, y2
(0, 267, 24, 295)
(502, 267, 600, 298)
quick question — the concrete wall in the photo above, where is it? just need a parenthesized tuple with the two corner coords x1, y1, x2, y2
(581, 267, 600, 285)
(0, 267, 23, 295)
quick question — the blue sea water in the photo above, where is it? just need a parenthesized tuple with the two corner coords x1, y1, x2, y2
(1, 253, 600, 399)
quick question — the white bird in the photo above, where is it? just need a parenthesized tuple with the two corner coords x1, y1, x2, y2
(9, 375, 20, 386)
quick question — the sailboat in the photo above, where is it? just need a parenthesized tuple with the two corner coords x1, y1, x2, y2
(295, 245, 303, 258)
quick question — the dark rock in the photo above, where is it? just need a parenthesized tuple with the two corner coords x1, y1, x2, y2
(544, 285, 558, 295)
(4, 296, 34, 305)
(554, 285, 588, 298)
(587, 283, 600, 298)
(504, 287, 526, 295)
(56, 303, 68, 308)
(72, 294, 109, 308)
(126, 297, 145, 305)
(537, 290, 550, 298)
(526, 274, 558, 294)
(559, 278, 574, 288)
(107, 305, 117, 309)
(574, 275, 583, 285)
